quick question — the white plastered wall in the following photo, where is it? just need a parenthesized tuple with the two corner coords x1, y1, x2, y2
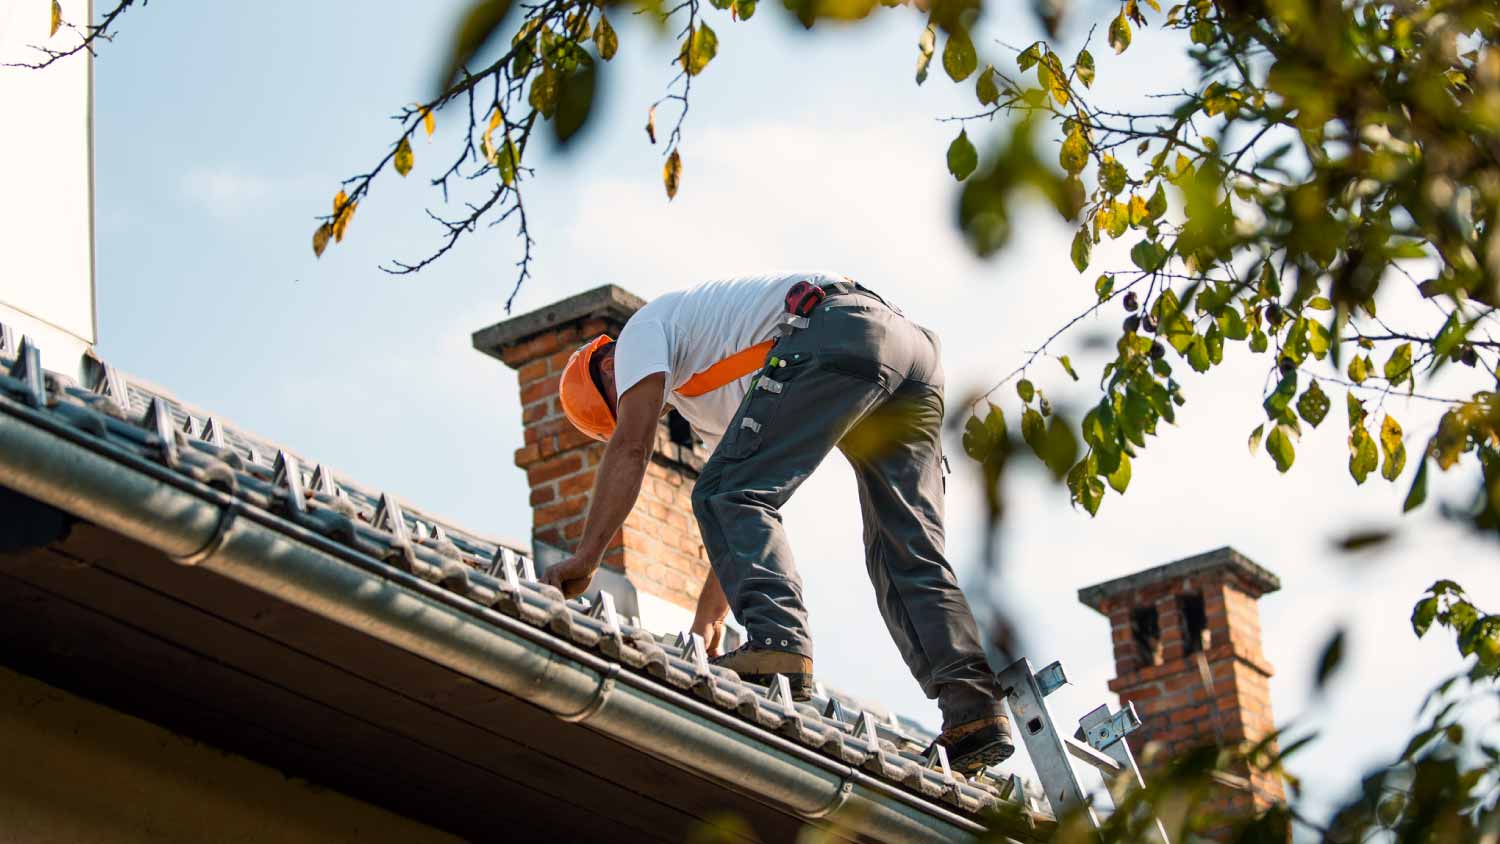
(0, 0, 96, 380)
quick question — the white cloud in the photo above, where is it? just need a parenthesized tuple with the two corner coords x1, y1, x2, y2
(177, 166, 275, 216)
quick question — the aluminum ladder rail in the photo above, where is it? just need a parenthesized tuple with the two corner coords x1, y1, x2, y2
(998, 658, 1169, 844)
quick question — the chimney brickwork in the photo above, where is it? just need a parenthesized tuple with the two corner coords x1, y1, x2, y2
(473, 286, 712, 613)
(1080, 547, 1284, 825)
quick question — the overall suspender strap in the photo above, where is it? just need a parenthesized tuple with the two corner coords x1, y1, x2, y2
(674, 339, 776, 398)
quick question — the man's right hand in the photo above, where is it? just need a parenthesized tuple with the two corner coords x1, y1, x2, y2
(693, 616, 726, 657)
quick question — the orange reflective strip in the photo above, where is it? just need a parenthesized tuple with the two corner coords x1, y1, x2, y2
(674, 339, 776, 398)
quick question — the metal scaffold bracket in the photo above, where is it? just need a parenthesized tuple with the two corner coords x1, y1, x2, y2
(998, 658, 1170, 844)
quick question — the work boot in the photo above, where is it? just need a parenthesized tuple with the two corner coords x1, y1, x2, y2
(711, 642, 815, 701)
(929, 714, 1015, 776)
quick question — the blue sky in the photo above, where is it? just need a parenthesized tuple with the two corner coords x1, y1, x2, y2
(85, 0, 1499, 824)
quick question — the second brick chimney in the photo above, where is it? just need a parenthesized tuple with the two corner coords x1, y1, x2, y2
(1079, 547, 1285, 827)
(472, 285, 712, 630)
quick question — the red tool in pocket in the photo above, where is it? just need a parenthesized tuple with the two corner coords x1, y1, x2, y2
(784, 281, 826, 317)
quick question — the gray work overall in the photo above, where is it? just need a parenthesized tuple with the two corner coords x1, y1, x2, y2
(691, 282, 1005, 727)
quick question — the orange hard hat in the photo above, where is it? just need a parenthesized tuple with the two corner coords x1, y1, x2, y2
(559, 334, 616, 442)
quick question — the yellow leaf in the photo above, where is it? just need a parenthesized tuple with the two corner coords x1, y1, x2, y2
(663, 149, 682, 200)
(332, 199, 356, 243)
(645, 106, 657, 144)
(394, 137, 414, 177)
(312, 222, 333, 258)
(482, 107, 504, 161)
(333, 190, 349, 216)
(423, 108, 435, 138)
(50, 0, 61, 36)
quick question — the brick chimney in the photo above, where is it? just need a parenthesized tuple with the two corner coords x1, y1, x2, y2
(1079, 547, 1284, 823)
(472, 286, 712, 630)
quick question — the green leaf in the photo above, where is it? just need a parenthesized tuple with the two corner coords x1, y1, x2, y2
(1130, 239, 1167, 272)
(1248, 423, 1264, 455)
(1306, 319, 1331, 360)
(1075, 48, 1095, 88)
(1404, 457, 1429, 512)
(552, 59, 597, 145)
(1095, 274, 1114, 302)
(1100, 156, 1127, 196)
(1104, 199, 1129, 238)
(1021, 407, 1046, 455)
(1263, 371, 1297, 424)
(1145, 182, 1167, 219)
(1412, 597, 1439, 637)
(1059, 128, 1088, 175)
(1016, 379, 1035, 403)
(1347, 392, 1367, 428)
(1249, 329, 1268, 353)
(1067, 458, 1105, 515)
(1307, 296, 1332, 311)
(947, 129, 978, 181)
(1106, 451, 1131, 493)
(1380, 414, 1406, 481)
(1186, 335, 1210, 372)
(1384, 342, 1413, 386)
(593, 14, 619, 61)
(394, 136, 415, 176)
(1433, 312, 1466, 359)
(1296, 380, 1330, 428)
(1348, 424, 1376, 484)
(1016, 41, 1043, 72)
(1220, 307, 1248, 341)
(1070, 229, 1092, 272)
(942, 29, 977, 82)
(1107, 9, 1132, 54)
(682, 22, 719, 76)
(1314, 628, 1345, 689)
(1041, 415, 1078, 479)
(1205, 322, 1224, 365)
(1267, 425, 1295, 472)
(1347, 354, 1369, 384)
(976, 66, 1000, 106)
(530, 67, 560, 117)
(962, 415, 991, 462)
(1058, 356, 1079, 381)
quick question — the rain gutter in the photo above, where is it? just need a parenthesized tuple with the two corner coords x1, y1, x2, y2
(0, 396, 988, 844)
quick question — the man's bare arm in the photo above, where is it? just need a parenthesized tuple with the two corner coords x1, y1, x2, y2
(541, 373, 666, 597)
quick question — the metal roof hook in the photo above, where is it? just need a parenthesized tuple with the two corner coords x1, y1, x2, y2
(372, 494, 410, 543)
(9, 337, 45, 408)
(272, 451, 307, 514)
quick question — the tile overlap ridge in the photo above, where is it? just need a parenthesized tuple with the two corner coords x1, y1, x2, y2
(0, 339, 1035, 820)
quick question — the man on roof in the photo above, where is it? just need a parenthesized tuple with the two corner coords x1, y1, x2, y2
(540, 274, 1013, 774)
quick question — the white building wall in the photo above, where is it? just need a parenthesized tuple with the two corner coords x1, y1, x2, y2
(0, 0, 96, 380)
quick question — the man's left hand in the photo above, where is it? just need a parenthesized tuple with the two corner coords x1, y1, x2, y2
(540, 555, 598, 599)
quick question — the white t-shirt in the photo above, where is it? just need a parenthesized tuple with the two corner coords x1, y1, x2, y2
(614, 273, 845, 452)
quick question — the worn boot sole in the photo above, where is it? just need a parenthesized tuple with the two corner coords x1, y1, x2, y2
(937, 717, 1016, 776)
(736, 671, 815, 701)
(948, 735, 1016, 775)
